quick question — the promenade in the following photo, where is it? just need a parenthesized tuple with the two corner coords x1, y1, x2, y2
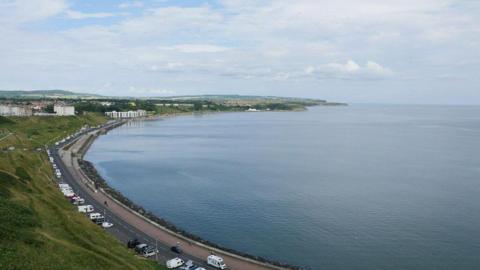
(56, 126, 288, 270)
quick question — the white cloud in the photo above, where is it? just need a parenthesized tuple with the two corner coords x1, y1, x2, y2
(0, 0, 479, 103)
(0, 0, 67, 23)
(118, 1, 143, 9)
(306, 60, 393, 79)
(366, 61, 393, 76)
(158, 44, 229, 53)
(328, 60, 361, 73)
(65, 10, 114, 20)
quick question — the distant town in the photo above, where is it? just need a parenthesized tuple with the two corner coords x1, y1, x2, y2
(0, 90, 346, 119)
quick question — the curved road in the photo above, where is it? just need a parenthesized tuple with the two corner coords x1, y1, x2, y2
(51, 122, 288, 270)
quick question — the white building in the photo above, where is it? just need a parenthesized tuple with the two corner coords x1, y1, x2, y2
(0, 104, 33, 116)
(105, 110, 147, 119)
(100, 102, 112, 106)
(54, 105, 75, 116)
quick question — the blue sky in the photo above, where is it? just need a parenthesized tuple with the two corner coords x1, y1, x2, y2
(0, 0, 479, 104)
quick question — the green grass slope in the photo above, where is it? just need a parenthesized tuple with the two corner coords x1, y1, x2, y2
(0, 114, 163, 270)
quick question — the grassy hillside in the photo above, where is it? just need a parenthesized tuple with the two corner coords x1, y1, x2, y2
(0, 90, 101, 98)
(0, 114, 163, 270)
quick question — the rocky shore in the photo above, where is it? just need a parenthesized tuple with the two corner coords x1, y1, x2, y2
(77, 119, 304, 270)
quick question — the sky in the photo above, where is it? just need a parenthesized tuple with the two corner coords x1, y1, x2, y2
(0, 0, 479, 104)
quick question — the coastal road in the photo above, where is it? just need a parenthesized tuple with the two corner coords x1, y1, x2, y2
(51, 139, 215, 269)
(50, 124, 216, 268)
(51, 124, 286, 270)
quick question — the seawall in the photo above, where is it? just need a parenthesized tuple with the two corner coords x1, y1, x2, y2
(69, 117, 302, 270)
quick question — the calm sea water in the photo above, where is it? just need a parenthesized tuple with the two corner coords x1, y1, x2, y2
(86, 105, 480, 270)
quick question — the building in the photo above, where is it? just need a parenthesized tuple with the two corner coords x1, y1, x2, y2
(0, 104, 33, 116)
(100, 102, 112, 106)
(156, 103, 194, 107)
(54, 105, 75, 116)
(105, 110, 147, 119)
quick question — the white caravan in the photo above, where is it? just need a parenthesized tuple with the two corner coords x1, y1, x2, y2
(207, 255, 227, 269)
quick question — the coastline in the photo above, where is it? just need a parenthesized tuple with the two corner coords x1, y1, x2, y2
(69, 114, 303, 270)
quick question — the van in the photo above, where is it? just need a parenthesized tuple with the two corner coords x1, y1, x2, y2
(49, 157, 54, 163)
(166, 257, 184, 269)
(78, 205, 94, 213)
(58, 183, 70, 189)
(56, 172, 62, 178)
(207, 255, 227, 269)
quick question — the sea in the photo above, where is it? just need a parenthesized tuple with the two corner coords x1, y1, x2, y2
(85, 105, 480, 270)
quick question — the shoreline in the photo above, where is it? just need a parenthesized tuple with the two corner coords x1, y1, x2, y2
(71, 114, 303, 270)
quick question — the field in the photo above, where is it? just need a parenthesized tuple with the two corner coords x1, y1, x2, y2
(0, 114, 164, 270)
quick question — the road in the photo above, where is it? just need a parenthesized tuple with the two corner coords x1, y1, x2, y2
(50, 122, 286, 270)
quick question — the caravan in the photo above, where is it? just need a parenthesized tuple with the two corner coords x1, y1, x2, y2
(207, 255, 227, 269)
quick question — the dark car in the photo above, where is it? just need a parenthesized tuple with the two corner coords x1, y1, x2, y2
(171, 245, 183, 254)
(127, 239, 140, 249)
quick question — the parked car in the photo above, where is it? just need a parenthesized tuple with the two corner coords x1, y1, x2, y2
(142, 246, 158, 257)
(166, 258, 184, 269)
(58, 183, 70, 189)
(78, 205, 94, 213)
(93, 217, 105, 225)
(101, 222, 113, 228)
(89, 212, 103, 220)
(134, 243, 148, 254)
(127, 239, 140, 249)
(70, 196, 85, 205)
(171, 245, 183, 254)
(63, 191, 75, 198)
(179, 260, 204, 270)
(207, 255, 227, 269)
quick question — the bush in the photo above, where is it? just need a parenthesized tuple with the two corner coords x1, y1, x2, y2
(0, 116, 13, 124)
(15, 167, 31, 182)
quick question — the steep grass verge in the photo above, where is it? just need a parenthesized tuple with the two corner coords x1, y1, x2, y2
(0, 114, 163, 270)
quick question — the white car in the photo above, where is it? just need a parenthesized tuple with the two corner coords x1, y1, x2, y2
(89, 212, 103, 220)
(102, 222, 113, 228)
(78, 205, 94, 213)
(72, 196, 85, 204)
(166, 258, 184, 269)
